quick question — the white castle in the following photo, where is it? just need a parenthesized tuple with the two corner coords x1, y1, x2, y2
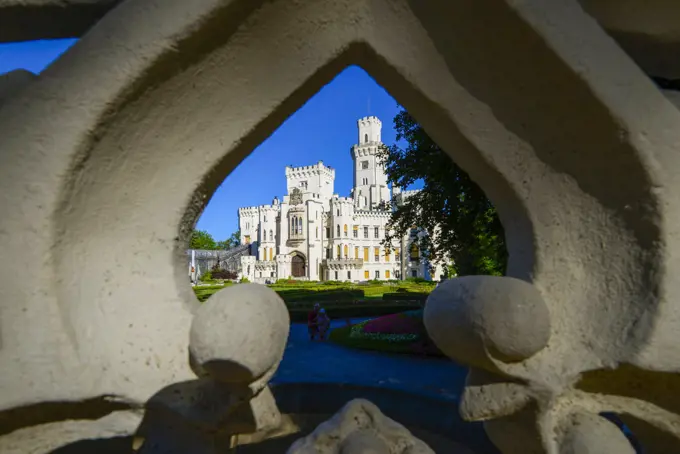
(237, 116, 443, 283)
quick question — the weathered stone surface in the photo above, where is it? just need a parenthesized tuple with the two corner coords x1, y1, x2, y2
(578, 0, 680, 79)
(189, 283, 289, 391)
(1, 0, 680, 452)
(425, 276, 551, 367)
(287, 399, 434, 454)
(0, 0, 120, 42)
(0, 409, 142, 454)
(559, 412, 636, 454)
(0, 69, 37, 107)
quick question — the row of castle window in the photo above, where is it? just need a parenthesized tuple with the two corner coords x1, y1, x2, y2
(327, 225, 381, 239)
(325, 244, 419, 261)
(261, 247, 275, 261)
(329, 269, 414, 281)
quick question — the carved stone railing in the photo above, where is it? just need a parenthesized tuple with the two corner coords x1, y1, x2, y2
(322, 258, 364, 270)
(135, 284, 288, 453)
(3, 0, 680, 453)
(424, 276, 680, 453)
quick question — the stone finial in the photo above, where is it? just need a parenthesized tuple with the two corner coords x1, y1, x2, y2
(287, 399, 435, 454)
(137, 284, 289, 454)
(559, 412, 636, 454)
(424, 276, 551, 369)
(189, 283, 290, 393)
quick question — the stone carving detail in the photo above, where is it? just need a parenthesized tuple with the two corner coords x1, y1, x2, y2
(136, 284, 289, 454)
(425, 277, 680, 453)
(287, 399, 434, 454)
(290, 188, 303, 206)
(2, 0, 680, 453)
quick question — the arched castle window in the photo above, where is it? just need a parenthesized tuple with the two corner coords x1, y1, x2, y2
(410, 244, 420, 260)
(364, 133, 368, 143)
(336, 224, 340, 237)
(269, 229, 273, 240)
(336, 245, 341, 259)
(263, 230, 267, 241)
(344, 224, 348, 236)
(344, 244, 348, 258)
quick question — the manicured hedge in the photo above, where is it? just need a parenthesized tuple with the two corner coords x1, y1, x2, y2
(288, 303, 421, 323)
(275, 288, 365, 302)
(381, 292, 429, 303)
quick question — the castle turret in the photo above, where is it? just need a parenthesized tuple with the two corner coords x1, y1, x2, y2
(351, 116, 390, 210)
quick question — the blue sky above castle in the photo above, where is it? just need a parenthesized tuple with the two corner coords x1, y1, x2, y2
(1, 38, 419, 241)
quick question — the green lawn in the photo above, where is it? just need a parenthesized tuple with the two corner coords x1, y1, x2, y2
(192, 279, 435, 304)
(192, 279, 435, 321)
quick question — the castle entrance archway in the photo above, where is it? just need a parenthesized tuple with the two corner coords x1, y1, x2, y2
(291, 254, 306, 278)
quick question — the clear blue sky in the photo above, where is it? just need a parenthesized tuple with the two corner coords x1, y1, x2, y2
(1, 39, 417, 241)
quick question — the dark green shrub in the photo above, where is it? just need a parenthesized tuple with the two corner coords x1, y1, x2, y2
(287, 304, 421, 322)
(382, 292, 428, 303)
(405, 277, 429, 284)
(211, 269, 237, 280)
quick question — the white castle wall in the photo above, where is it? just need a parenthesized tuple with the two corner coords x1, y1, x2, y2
(236, 116, 438, 283)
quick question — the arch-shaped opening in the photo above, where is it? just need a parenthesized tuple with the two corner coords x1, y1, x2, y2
(364, 133, 368, 143)
(290, 252, 306, 278)
(3, 0, 665, 428)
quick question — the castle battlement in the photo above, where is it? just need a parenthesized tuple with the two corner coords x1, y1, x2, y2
(238, 206, 260, 214)
(331, 195, 354, 204)
(358, 116, 381, 125)
(285, 160, 335, 179)
(354, 209, 392, 219)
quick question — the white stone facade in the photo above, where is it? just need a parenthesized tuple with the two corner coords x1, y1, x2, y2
(239, 116, 434, 283)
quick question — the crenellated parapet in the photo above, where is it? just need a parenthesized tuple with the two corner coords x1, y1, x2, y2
(285, 161, 335, 180)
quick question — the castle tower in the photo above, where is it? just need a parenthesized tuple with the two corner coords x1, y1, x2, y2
(285, 160, 335, 200)
(351, 116, 390, 210)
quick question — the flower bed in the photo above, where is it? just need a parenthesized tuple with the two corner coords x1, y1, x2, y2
(330, 309, 445, 357)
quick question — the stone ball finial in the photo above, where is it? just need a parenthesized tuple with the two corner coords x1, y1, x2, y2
(424, 276, 551, 367)
(189, 283, 290, 388)
(559, 413, 636, 454)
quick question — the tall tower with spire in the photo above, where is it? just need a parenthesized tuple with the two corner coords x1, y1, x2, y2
(351, 116, 390, 210)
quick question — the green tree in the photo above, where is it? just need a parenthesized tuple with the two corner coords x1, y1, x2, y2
(377, 108, 507, 276)
(216, 229, 241, 249)
(190, 229, 217, 250)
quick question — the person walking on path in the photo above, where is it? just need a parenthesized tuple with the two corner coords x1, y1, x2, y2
(316, 308, 331, 341)
(307, 303, 320, 341)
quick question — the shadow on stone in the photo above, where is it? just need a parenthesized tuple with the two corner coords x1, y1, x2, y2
(0, 397, 135, 437)
(48, 436, 133, 454)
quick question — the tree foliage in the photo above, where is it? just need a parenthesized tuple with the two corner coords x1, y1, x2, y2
(190, 229, 241, 250)
(190, 229, 217, 250)
(217, 229, 241, 249)
(378, 109, 507, 276)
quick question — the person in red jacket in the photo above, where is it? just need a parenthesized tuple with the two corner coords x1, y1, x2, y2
(307, 303, 320, 341)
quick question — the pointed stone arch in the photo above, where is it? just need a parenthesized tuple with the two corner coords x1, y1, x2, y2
(1, 1, 679, 450)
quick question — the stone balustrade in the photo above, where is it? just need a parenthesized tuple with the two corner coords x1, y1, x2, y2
(2, 0, 680, 453)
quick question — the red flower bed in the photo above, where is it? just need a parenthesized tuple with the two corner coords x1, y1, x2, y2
(361, 312, 423, 334)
